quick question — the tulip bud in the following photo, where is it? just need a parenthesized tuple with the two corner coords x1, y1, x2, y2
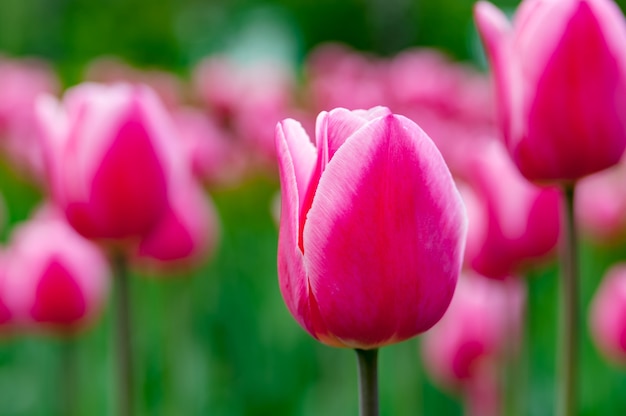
(36, 83, 178, 244)
(460, 140, 561, 279)
(475, 0, 626, 183)
(3, 206, 110, 334)
(421, 272, 525, 389)
(275, 107, 466, 349)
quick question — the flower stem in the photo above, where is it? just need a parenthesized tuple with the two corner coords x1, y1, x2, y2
(556, 184, 578, 416)
(355, 348, 379, 416)
(61, 339, 77, 416)
(113, 252, 134, 416)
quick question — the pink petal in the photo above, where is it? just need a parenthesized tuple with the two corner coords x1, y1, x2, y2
(275, 120, 341, 345)
(304, 114, 466, 348)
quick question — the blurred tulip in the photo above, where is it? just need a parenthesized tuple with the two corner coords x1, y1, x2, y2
(3, 205, 110, 334)
(421, 272, 525, 389)
(589, 264, 626, 364)
(0, 56, 60, 180)
(36, 83, 179, 245)
(305, 43, 388, 112)
(173, 107, 246, 187)
(193, 55, 301, 169)
(134, 174, 220, 271)
(460, 140, 561, 279)
(576, 159, 626, 243)
(275, 106, 466, 349)
(475, 0, 626, 183)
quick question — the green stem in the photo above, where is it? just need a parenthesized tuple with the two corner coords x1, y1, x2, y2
(113, 252, 134, 416)
(556, 184, 578, 416)
(61, 339, 77, 416)
(503, 277, 527, 416)
(355, 348, 379, 416)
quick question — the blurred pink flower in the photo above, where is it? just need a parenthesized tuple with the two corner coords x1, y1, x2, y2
(305, 43, 388, 112)
(193, 56, 299, 168)
(0, 56, 60, 180)
(36, 83, 179, 246)
(134, 173, 220, 272)
(173, 107, 246, 187)
(3, 205, 110, 334)
(459, 140, 561, 279)
(589, 263, 626, 364)
(276, 107, 466, 349)
(475, 0, 626, 183)
(576, 159, 626, 243)
(421, 272, 525, 390)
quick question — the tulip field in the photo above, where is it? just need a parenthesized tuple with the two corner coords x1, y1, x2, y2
(3, 0, 626, 415)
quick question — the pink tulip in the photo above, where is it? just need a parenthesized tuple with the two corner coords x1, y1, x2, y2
(576, 159, 626, 243)
(421, 272, 525, 389)
(305, 43, 389, 112)
(275, 106, 467, 349)
(475, 0, 626, 183)
(0, 56, 60, 180)
(459, 140, 561, 279)
(173, 107, 246, 187)
(3, 205, 110, 333)
(589, 264, 626, 364)
(36, 83, 178, 244)
(134, 174, 220, 271)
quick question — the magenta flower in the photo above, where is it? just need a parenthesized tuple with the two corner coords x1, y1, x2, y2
(36, 83, 178, 244)
(475, 0, 626, 183)
(275, 107, 466, 349)
(421, 272, 525, 388)
(589, 264, 626, 364)
(3, 205, 110, 334)
(134, 174, 220, 271)
(459, 140, 561, 279)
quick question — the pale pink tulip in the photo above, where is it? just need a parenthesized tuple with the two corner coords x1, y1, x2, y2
(305, 43, 389, 112)
(576, 159, 626, 243)
(173, 107, 246, 187)
(589, 264, 626, 364)
(193, 56, 300, 168)
(421, 272, 525, 389)
(3, 205, 110, 333)
(276, 107, 466, 349)
(475, 0, 626, 182)
(36, 83, 178, 244)
(0, 56, 60, 180)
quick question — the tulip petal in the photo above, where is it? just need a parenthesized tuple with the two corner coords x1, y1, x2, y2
(304, 114, 466, 348)
(518, 0, 626, 181)
(276, 120, 342, 345)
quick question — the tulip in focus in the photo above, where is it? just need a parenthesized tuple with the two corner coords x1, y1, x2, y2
(36, 83, 178, 245)
(589, 264, 626, 364)
(475, 0, 626, 183)
(275, 106, 466, 349)
(3, 205, 110, 333)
